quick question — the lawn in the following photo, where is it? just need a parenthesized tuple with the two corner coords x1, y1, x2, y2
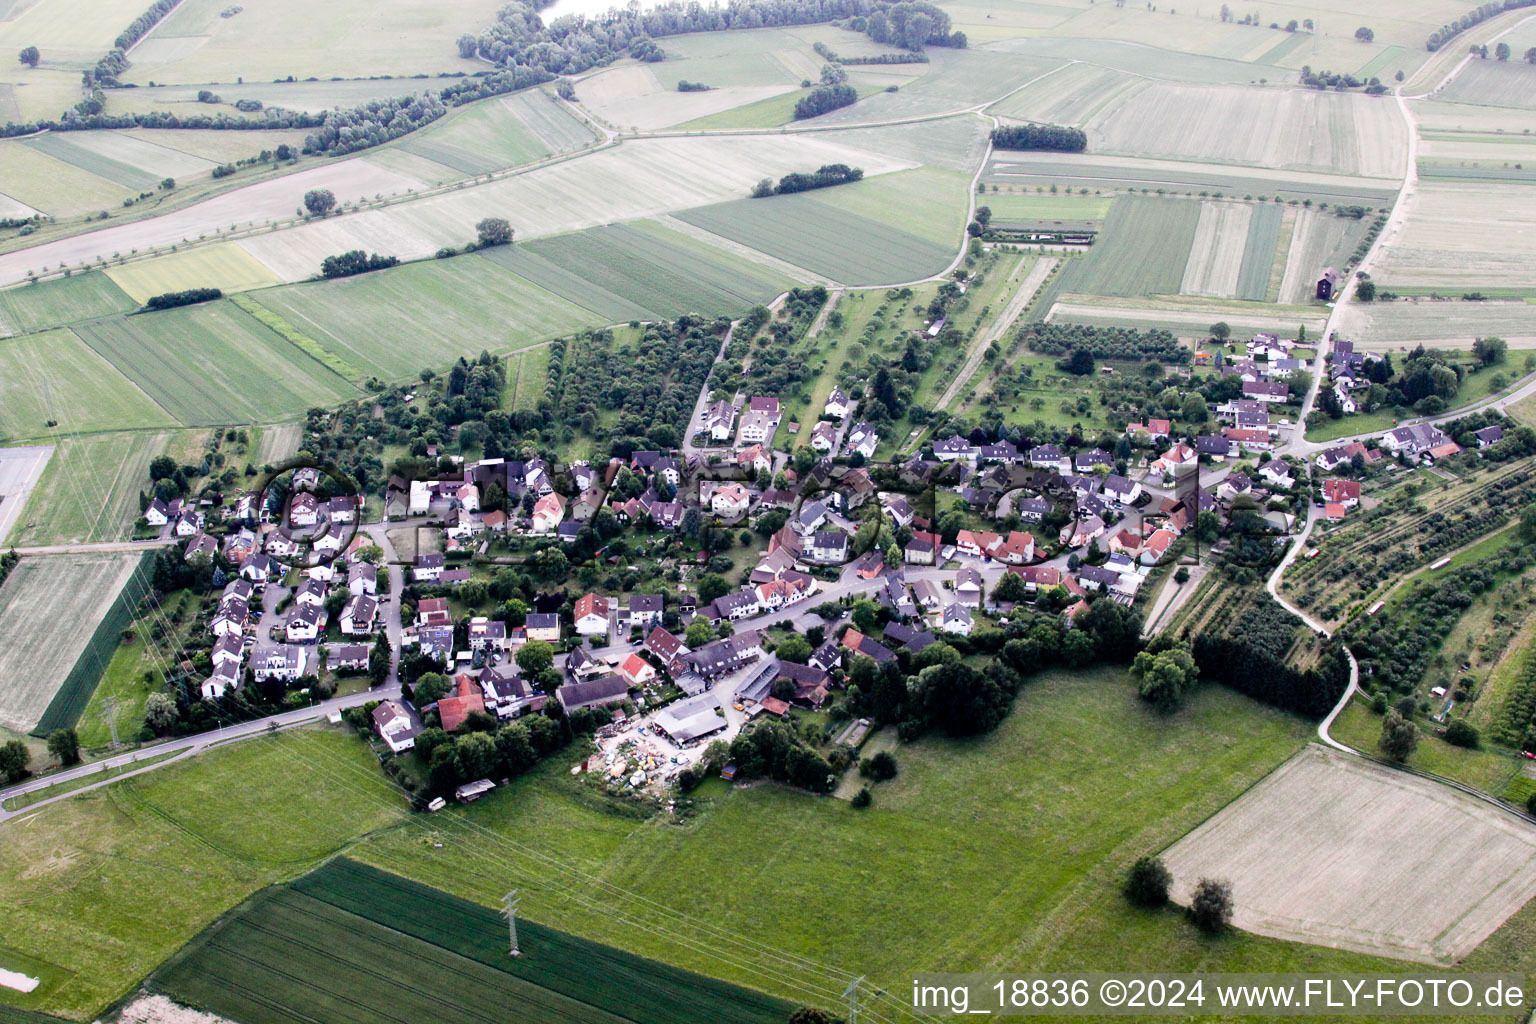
(1304, 408, 1398, 443)
(0, 728, 406, 1020)
(151, 859, 793, 1024)
(1052, 194, 1202, 299)
(0, 328, 174, 440)
(0, 273, 136, 335)
(6, 430, 177, 546)
(71, 304, 356, 426)
(675, 193, 954, 286)
(75, 590, 200, 750)
(249, 257, 605, 382)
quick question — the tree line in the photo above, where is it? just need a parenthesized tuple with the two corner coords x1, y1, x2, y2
(144, 287, 223, 311)
(320, 250, 400, 279)
(1426, 0, 1536, 51)
(990, 123, 1087, 153)
(1191, 600, 1351, 717)
(857, 1, 966, 50)
(1020, 322, 1188, 363)
(751, 163, 863, 197)
(811, 40, 927, 63)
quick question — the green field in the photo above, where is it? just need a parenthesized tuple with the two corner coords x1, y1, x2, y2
(0, 273, 136, 335)
(523, 221, 796, 319)
(76, 591, 198, 749)
(395, 96, 556, 176)
(506, 344, 551, 412)
(71, 304, 356, 425)
(675, 194, 954, 286)
(799, 165, 968, 248)
(1053, 195, 1201, 298)
(477, 246, 655, 324)
(985, 157, 1401, 207)
(1235, 201, 1285, 302)
(250, 257, 605, 382)
(152, 860, 793, 1024)
(0, 328, 173, 440)
(983, 191, 1114, 226)
(6, 430, 177, 546)
(1356, 45, 1413, 80)
(19, 133, 162, 191)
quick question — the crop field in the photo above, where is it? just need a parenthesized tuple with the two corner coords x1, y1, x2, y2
(798, 165, 968, 248)
(252, 422, 302, 467)
(989, 34, 1289, 84)
(1335, 298, 1536, 349)
(394, 97, 558, 177)
(0, 141, 136, 220)
(1277, 206, 1371, 304)
(105, 242, 281, 303)
(1043, 3, 1304, 62)
(249, 256, 602, 381)
(0, 272, 134, 336)
(1163, 745, 1536, 964)
(1052, 194, 1201, 299)
(1235, 201, 1285, 301)
(22, 131, 216, 191)
(1413, 98, 1535, 134)
(0, 328, 172, 439)
(1439, 60, 1536, 110)
(580, 64, 797, 133)
(982, 190, 1114, 227)
(1048, 297, 1326, 338)
(116, 0, 497, 85)
(72, 305, 356, 425)
(988, 62, 1143, 126)
(116, 128, 314, 166)
(1375, 182, 1536, 291)
(0, 552, 142, 734)
(0, 189, 35, 220)
(675, 192, 954, 286)
(0, 0, 149, 59)
(478, 245, 654, 324)
(0, 157, 429, 287)
(522, 221, 795, 319)
(121, 78, 438, 118)
(1084, 83, 1409, 179)
(795, 116, 988, 177)
(153, 860, 793, 1024)
(1179, 201, 1251, 299)
(813, 47, 1065, 124)
(5, 430, 174, 546)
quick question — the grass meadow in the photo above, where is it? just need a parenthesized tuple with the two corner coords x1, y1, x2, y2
(0, 328, 173, 440)
(0, 273, 136, 336)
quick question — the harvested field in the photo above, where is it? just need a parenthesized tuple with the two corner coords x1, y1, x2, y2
(0, 444, 50, 549)
(105, 243, 281, 303)
(249, 257, 602, 381)
(983, 192, 1113, 227)
(0, 552, 142, 734)
(989, 35, 1289, 84)
(236, 134, 916, 283)
(813, 116, 988, 176)
(1053, 194, 1200, 299)
(580, 60, 796, 132)
(1277, 206, 1370, 304)
(1180, 201, 1251, 299)
(1086, 83, 1409, 179)
(988, 62, 1143, 126)
(71, 305, 356, 425)
(1335, 299, 1536, 349)
(0, 190, 36, 220)
(0, 0, 149, 57)
(502, 88, 599, 153)
(985, 152, 1401, 206)
(0, 158, 427, 287)
(1413, 98, 1535, 134)
(0, 272, 134, 336)
(1049, 297, 1326, 337)
(1375, 182, 1536, 290)
(1162, 744, 1536, 964)
(1439, 59, 1536, 110)
(0, 328, 172, 439)
(128, 129, 313, 166)
(125, 78, 437, 116)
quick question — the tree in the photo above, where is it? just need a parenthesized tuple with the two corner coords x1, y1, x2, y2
(1521, 503, 1536, 541)
(1130, 643, 1197, 711)
(685, 619, 716, 648)
(0, 739, 28, 783)
(46, 728, 80, 766)
(1180, 392, 1208, 423)
(861, 749, 898, 780)
(1189, 878, 1233, 933)
(1354, 26, 1374, 42)
(992, 571, 1029, 604)
(850, 787, 872, 808)
(1209, 321, 1231, 342)
(516, 639, 554, 677)
(1356, 279, 1376, 301)
(413, 672, 452, 706)
(18, 46, 39, 68)
(555, 78, 577, 101)
(788, 1008, 840, 1024)
(697, 573, 731, 604)
(1064, 348, 1095, 375)
(1378, 709, 1417, 763)
(1495, 41, 1511, 61)
(303, 188, 337, 216)
(1444, 719, 1480, 749)
(144, 692, 179, 733)
(777, 634, 812, 664)
(1472, 335, 1507, 366)
(476, 217, 513, 247)
(1124, 855, 1172, 908)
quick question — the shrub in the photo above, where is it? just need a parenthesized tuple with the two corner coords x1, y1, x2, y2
(860, 750, 898, 781)
(1124, 855, 1172, 908)
(851, 786, 872, 808)
(1188, 877, 1233, 933)
(1443, 719, 1480, 748)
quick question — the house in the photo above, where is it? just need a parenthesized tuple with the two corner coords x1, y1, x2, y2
(1073, 448, 1113, 473)
(414, 553, 445, 582)
(144, 499, 170, 527)
(737, 398, 782, 445)
(480, 664, 537, 718)
(1028, 444, 1063, 469)
(904, 531, 938, 565)
(625, 593, 665, 632)
(372, 701, 421, 753)
(849, 550, 884, 580)
(1100, 474, 1141, 506)
(437, 674, 487, 733)
(1241, 381, 1289, 404)
(416, 626, 455, 664)
(1316, 267, 1339, 301)
(619, 652, 658, 687)
(978, 440, 1021, 464)
(532, 492, 566, 533)
(809, 641, 841, 673)
(840, 627, 896, 664)
(706, 400, 736, 442)
(525, 613, 561, 643)
(955, 567, 983, 607)
(845, 421, 879, 459)
(408, 480, 432, 516)
(1382, 423, 1451, 456)
(467, 617, 508, 652)
(1331, 384, 1357, 415)
(883, 621, 936, 653)
(714, 590, 760, 621)
(686, 631, 763, 677)
(417, 596, 451, 627)
(201, 661, 240, 701)
(824, 389, 852, 419)
(347, 562, 377, 597)
(573, 593, 612, 636)
(1323, 479, 1361, 507)
(327, 643, 371, 672)
(811, 530, 849, 563)
(711, 483, 751, 518)
(954, 529, 997, 559)
(1425, 440, 1463, 461)
(645, 626, 689, 673)
(810, 420, 838, 453)
(239, 553, 276, 583)
(934, 435, 975, 461)
(1076, 564, 1121, 591)
(653, 691, 729, 744)
(735, 443, 770, 474)
(1060, 515, 1105, 549)
(1324, 501, 1348, 522)
(566, 646, 608, 680)
(1140, 528, 1177, 564)
(385, 489, 410, 520)
(1475, 425, 1505, 448)
(776, 661, 831, 707)
(1150, 444, 1197, 475)
(286, 603, 324, 642)
(210, 633, 244, 671)
(210, 597, 249, 638)
(250, 643, 309, 683)
(1259, 461, 1294, 489)
(184, 533, 219, 562)
(1126, 419, 1171, 441)
(340, 594, 378, 635)
(1217, 473, 1253, 502)
(939, 602, 973, 636)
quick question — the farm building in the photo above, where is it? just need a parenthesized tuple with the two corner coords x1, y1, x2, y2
(1316, 268, 1339, 301)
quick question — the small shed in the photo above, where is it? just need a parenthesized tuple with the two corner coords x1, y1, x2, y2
(1316, 267, 1339, 301)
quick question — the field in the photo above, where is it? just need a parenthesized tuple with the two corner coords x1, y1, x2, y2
(21, 133, 214, 192)
(982, 191, 1114, 227)
(152, 860, 793, 1024)
(1376, 182, 1536, 291)
(810, 47, 1064, 125)
(0, 553, 143, 735)
(0, 328, 173, 439)
(250, 256, 605, 382)
(1162, 744, 1536, 963)
(1336, 298, 1536, 348)
(252, 422, 302, 466)
(1236, 200, 1286, 301)
(1277, 206, 1372, 304)
(1179, 201, 1252, 299)
(104, 243, 281, 303)
(989, 34, 1292, 84)
(0, 273, 136, 336)
(506, 345, 551, 413)
(1052, 194, 1202, 299)
(390, 91, 595, 178)
(1086, 83, 1409, 180)
(1047, 297, 1326, 338)
(1438, 59, 1536, 110)
(72, 304, 356, 425)
(5, 430, 175, 546)
(0, 141, 140, 220)
(988, 62, 1144, 126)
